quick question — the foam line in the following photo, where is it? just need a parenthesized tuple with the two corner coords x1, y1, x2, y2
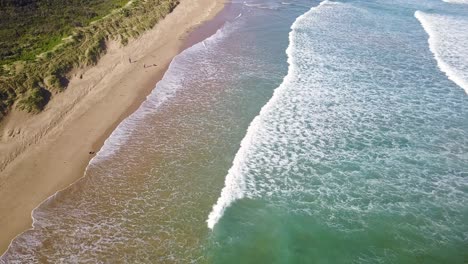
(442, 0, 468, 4)
(206, 0, 331, 230)
(415, 11, 468, 94)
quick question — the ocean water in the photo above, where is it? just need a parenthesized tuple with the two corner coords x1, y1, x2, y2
(2, 0, 467, 263)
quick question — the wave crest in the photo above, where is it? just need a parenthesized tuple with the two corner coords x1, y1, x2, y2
(415, 11, 468, 94)
(206, 0, 332, 230)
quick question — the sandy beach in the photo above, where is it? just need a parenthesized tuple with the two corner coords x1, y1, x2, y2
(0, 0, 225, 254)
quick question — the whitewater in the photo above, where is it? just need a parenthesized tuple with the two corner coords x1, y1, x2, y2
(209, 0, 468, 230)
(415, 11, 468, 94)
(207, 0, 332, 230)
(207, 0, 467, 262)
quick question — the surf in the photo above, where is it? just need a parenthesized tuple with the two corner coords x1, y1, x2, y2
(442, 0, 468, 4)
(415, 11, 468, 94)
(206, 0, 331, 230)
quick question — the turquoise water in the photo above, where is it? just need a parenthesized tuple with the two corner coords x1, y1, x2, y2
(1, 0, 467, 263)
(208, 0, 468, 263)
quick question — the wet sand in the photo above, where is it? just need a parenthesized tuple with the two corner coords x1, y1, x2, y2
(0, 0, 225, 254)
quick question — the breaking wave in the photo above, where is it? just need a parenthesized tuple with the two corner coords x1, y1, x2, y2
(207, 0, 332, 230)
(415, 11, 468, 94)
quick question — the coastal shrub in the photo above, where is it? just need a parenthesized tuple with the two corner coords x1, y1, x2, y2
(121, 9, 131, 17)
(0, 84, 16, 116)
(44, 74, 68, 92)
(85, 37, 106, 66)
(16, 87, 50, 113)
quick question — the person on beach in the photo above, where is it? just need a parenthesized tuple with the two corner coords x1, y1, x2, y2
(129, 58, 132, 63)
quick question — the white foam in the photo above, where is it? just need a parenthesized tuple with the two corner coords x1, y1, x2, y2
(415, 11, 468, 94)
(442, 0, 468, 4)
(206, 0, 332, 230)
(243, 2, 279, 10)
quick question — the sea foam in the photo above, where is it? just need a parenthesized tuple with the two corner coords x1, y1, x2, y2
(415, 11, 468, 94)
(442, 0, 468, 4)
(206, 0, 332, 230)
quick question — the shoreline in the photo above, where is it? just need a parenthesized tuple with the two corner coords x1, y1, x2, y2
(0, 0, 226, 255)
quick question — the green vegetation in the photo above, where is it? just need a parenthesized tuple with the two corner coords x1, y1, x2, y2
(0, 0, 129, 65)
(0, 0, 179, 119)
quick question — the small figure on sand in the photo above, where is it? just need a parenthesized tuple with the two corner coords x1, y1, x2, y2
(129, 57, 132, 63)
(143, 63, 157, 68)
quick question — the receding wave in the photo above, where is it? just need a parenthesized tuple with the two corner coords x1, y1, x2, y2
(415, 11, 468, 94)
(206, 0, 331, 230)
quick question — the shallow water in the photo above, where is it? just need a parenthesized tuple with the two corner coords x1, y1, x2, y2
(2, 0, 467, 263)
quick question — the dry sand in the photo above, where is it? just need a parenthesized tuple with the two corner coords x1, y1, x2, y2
(0, 0, 225, 254)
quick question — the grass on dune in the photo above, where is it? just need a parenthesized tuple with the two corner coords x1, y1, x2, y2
(0, 0, 179, 120)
